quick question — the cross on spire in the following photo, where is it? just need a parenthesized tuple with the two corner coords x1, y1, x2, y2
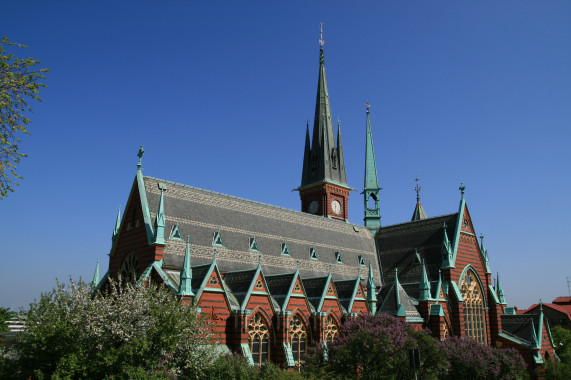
(414, 176, 421, 200)
(319, 22, 324, 47)
(137, 145, 145, 169)
(365, 101, 370, 113)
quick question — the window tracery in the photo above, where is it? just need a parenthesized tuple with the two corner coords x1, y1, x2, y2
(289, 315, 307, 364)
(248, 313, 269, 365)
(324, 314, 338, 344)
(460, 270, 487, 344)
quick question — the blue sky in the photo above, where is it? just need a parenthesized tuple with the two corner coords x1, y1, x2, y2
(1, 1, 570, 309)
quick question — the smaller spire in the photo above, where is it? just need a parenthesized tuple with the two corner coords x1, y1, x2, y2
(459, 182, 466, 198)
(419, 260, 431, 301)
(296, 259, 299, 271)
(435, 269, 443, 300)
(441, 222, 453, 268)
(258, 251, 262, 268)
(367, 261, 377, 314)
(411, 177, 428, 221)
(112, 206, 121, 242)
(137, 145, 145, 170)
(153, 187, 165, 245)
(496, 272, 506, 304)
(178, 235, 194, 297)
(212, 247, 217, 263)
(91, 259, 100, 288)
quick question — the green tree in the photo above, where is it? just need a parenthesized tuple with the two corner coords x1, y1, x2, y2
(0, 307, 16, 334)
(0, 278, 216, 379)
(0, 37, 48, 199)
(545, 326, 571, 380)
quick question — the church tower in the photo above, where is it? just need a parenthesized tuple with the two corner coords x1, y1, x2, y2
(363, 103, 381, 231)
(298, 25, 350, 221)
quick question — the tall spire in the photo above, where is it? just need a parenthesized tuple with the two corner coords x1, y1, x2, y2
(411, 176, 428, 221)
(178, 235, 194, 297)
(300, 23, 347, 189)
(363, 102, 381, 231)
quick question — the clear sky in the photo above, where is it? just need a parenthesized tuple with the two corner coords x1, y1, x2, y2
(1, 1, 570, 310)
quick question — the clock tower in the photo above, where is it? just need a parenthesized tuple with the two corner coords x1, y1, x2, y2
(298, 25, 351, 221)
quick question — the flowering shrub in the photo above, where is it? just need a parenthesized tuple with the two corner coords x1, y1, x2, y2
(439, 336, 527, 380)
(0, 278, 215, 379)
(303, 313, 447, 379)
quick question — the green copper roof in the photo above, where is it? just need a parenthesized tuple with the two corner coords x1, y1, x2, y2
(411, 178, 428, 221)
(300, 33, 347, 189)
(177, 236, 194, 296)
(135, 146, 154, 244)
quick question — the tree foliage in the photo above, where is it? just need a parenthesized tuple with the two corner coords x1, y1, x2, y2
(0, 36, 48, 199)
(0, 278, 216, 379)
(545, 326, 571, 380)
(0, 307, 16, 334)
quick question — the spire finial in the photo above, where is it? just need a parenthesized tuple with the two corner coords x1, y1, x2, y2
(296, 259, 299, 271)
(415, 176, 421, 201)
(258, 251, 262, 267)
(337, 116, 340, 128)
(459, 182, 466, 196)
(137, 145, 145, 170)
(479, 233, 484, 245)
(365, 101, 370, 113)
(319, 22, 324, 47)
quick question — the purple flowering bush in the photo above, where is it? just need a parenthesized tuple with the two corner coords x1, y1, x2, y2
(303, 313, 447, 379)
(439, 336, 527, 380)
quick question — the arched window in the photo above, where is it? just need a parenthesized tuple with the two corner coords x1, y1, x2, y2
(289, 315, 307, 363)
(460, 270, 487, 344)
(249, 313, 269, 365)
(121, 251, 139, 283)
(324, 314, 339, 344)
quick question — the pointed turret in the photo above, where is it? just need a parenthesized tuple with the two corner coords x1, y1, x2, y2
(363, 103, 381, 231)
(153, 187, 165, 245)
(435, 269, 444, 300)
(298, 25, 350, 220)
(411, 177, 427, 221)
(418, 260, 431, 301)
(441, 222, 453, 268)
(366, 261, 377, 314)
(91, 259, 100, 288)
(112, 207, 121, 242)
(496, 272, 506, 304)
(479, 234, 491, 273)
(178, 235, 194, 297)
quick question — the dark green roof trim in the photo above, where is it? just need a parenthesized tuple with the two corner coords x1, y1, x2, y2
(136, 169, 155, 245)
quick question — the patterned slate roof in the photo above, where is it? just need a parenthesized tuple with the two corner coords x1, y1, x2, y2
(142, 176, 379, 283)
(378, 277, 422, 320)
(501, 314, 540, 346)
(375, 213, 457, 296)
(334, 278, 359, 311)
(265, 272, 297, 309)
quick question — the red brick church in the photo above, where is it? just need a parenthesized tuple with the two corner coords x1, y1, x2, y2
(92, 30, 556, 376)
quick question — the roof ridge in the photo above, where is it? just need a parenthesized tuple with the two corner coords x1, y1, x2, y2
(144, 175, 364, 228)
(380, 213, 457, 229)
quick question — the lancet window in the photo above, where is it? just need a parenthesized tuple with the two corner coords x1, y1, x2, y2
(460, 270, 487, 344)
(324, 314, 339, 344)
(249, 313, 269, 365)
(289, 315, 307, 364)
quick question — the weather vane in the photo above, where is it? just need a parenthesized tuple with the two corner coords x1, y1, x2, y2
(365, 101, 370, 112)
(414, 176, 421, 200)
(319, 22, 324, 47)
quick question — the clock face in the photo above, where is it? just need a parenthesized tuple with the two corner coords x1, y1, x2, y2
(331, 200, 341, 215)
(308, 200, 319, 214)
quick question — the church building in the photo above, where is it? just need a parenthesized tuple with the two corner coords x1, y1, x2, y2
(92, 29, 556, 376)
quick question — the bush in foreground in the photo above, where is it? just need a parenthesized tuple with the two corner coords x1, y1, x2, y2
(0, 278, 215, 379)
